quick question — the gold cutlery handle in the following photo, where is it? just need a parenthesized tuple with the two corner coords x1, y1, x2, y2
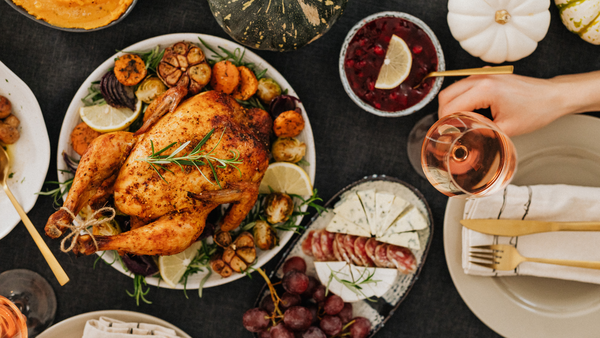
(3, 185, 70, 286)
(527, 257, 600, 270)
(428, 65, 514, 78)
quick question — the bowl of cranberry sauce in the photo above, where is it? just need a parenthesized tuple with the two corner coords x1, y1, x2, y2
(339, 12, 445, 117)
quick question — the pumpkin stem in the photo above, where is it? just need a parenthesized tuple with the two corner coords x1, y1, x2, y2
(495, 10, 511, 24)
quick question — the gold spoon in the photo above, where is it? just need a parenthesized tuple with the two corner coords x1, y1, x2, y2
(0, 146, 69, 286)
(415, 65, 514, 88)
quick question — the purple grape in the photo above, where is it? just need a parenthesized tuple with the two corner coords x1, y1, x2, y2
(258, 328, 271, 338)
(339, 303, 353, 324)
(242, 308, 270, 333)
(349, 317, 371, 338)
(301, 276, 319, 298)
(280, 292, 302, 311)
(282, 270, 309, 295)
(270, 323, 294, 338)
(283, 256, 307, 274)
(312, 285, 326, 302)
(323, 295, 344, 315)
(319, 315, 342, 336)
(305, 303, 319, 325)
(283, 306, 313, 331)
(260, 295, 276, 313)
(301, 326, 326, 338)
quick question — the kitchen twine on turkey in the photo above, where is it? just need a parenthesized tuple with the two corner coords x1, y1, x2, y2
(59, 206, 116, 253)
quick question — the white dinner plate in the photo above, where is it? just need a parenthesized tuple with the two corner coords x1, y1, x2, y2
(56, 33, 316, 290)
(37, 310, 191, 338)
(444, 114, 600, 337)
(0, 61, 50, 239)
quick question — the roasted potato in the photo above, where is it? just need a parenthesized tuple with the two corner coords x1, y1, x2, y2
(114, 54, 147, 86)
(273, 110, 305, 138)
(210, 60, 240, 94)
(71, 122, 103, 156)
(232, 66, 259, 101)
(0, 114, 20, 144)
(0, 96, 11, 119)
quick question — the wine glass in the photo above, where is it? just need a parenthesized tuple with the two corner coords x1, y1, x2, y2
(407, 112, 437, 178)
(0, 270, 56, 338)
(0, 294, 27, 338)
(420, 111, 517, 197)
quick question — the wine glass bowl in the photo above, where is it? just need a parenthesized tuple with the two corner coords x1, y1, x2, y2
(339, 11, 445, 117)
(0, 270, 56, 338)
(0, 295, 28, 338)
(421, 112, 517, 197)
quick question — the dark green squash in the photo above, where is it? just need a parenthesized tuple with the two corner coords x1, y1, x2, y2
(207, 0, 348, 52)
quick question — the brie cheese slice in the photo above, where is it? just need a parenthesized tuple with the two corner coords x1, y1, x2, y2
(314, 261, 398, 302)
(326, 214, 371, 237)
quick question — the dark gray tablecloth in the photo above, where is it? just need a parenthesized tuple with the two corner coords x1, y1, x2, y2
(1, 1, 599, 337)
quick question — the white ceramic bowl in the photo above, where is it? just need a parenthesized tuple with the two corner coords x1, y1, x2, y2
(339, 11, 445, 117)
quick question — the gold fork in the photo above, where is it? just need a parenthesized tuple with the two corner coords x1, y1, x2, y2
(469, 244, 600, 271)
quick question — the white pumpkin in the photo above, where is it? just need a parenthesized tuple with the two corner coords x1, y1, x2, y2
(556, 0, 600, 44)
(447, 0, 551, 63)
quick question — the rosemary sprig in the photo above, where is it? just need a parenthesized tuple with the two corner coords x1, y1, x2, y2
(81, 81, 106, 107)
(198, 38, 267, 79)
(325, 263, 382, 302)
(135, 127, 243, 188)
(235, 96, 267, 110)
(121, 45, 165, 74)
(275, 189, 325, 234)
(180, 240, 218, 299)
(37, 169, 74, 208)
(126, 274, 152, 306)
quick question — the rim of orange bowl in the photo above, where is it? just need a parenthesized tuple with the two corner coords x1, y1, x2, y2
(3, 0, 138, 32)
(339, 11, 446, 117)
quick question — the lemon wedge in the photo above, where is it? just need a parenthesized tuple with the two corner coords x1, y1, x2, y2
(79, 99, 142, 132)
(159, 241, 203, 288)
(375, 35, 412, 90)
(259, 162, 312, 196)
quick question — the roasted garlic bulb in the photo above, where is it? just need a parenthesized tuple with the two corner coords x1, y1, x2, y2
(157, 42, 211, 95)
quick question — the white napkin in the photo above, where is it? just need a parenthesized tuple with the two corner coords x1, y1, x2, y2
(462, 184, 600, 284)
(82, 316, 180, 338)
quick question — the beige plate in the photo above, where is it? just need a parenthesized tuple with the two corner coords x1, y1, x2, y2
(444, 114, 600, 338)
(37, 310, 191, 338)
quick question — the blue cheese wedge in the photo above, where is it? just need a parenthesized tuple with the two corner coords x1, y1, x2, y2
(357, 189, 377, 235)
(379, 196, 410, 237)
(385, 207, 428, 233)
(374, 192, 395, 234)
(326, 214, 371, 237)
(378, 231, 421, 250)
(333, 193, 370, 234)
(314, 261, 398, 302)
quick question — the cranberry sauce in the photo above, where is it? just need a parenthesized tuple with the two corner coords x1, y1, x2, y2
(344, 17, 438, 112)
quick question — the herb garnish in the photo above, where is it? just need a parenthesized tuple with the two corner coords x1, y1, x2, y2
(81, 81, 106, 106)
(135, 127, 243, 188)
(127, 274, 152, 306)
(275, 189, 325, 234)
(325, 263, 382, 302)
(179, 240, 217, 299)
(37, 169, 74, 208)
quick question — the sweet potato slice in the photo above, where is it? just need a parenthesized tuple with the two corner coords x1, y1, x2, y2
(273, 110, 305, 138)
(114, 54, 147, 86)
(210, 60, 240, 94)
(71, 122, 102, 156)
(0, 96, 11, 119)
(232, 66, 258, 101)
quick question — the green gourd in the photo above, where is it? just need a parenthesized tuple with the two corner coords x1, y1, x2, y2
(207, 0, 348, 52)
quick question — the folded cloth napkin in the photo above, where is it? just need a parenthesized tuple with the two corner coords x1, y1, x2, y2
(82, 316, 180, 338)
(462, 184, 600, 284)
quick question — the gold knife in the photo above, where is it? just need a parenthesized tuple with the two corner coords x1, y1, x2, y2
(460, 219, 600, 236)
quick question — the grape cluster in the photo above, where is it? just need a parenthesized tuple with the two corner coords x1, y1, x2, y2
(243, 256, 372, 338)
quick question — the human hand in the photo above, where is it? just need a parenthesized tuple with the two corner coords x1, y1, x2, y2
(437, 74, 569, 137)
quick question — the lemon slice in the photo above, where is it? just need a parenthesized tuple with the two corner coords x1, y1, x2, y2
(375, 35, 413, 90)
(259, 162, 312, 196)
(159, 241, 203, 288)
(79, 99, 142, 132)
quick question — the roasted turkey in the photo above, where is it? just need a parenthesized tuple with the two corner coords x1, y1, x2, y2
(45, 88, 271, 256)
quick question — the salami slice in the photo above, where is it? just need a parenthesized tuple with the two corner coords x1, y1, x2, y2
(387, 244, 417, 274)
(333, 238, 343, 262)
(364, 238, 379, 266)
(353, 236, 374, 267)
(343, 235, 363, 266)
(320, 231, 336, 261)
(374, 243, 394, 268)
(302, 230, 316, 256)
(311, 230, 327, 261)
(335, 234, 351, 263)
